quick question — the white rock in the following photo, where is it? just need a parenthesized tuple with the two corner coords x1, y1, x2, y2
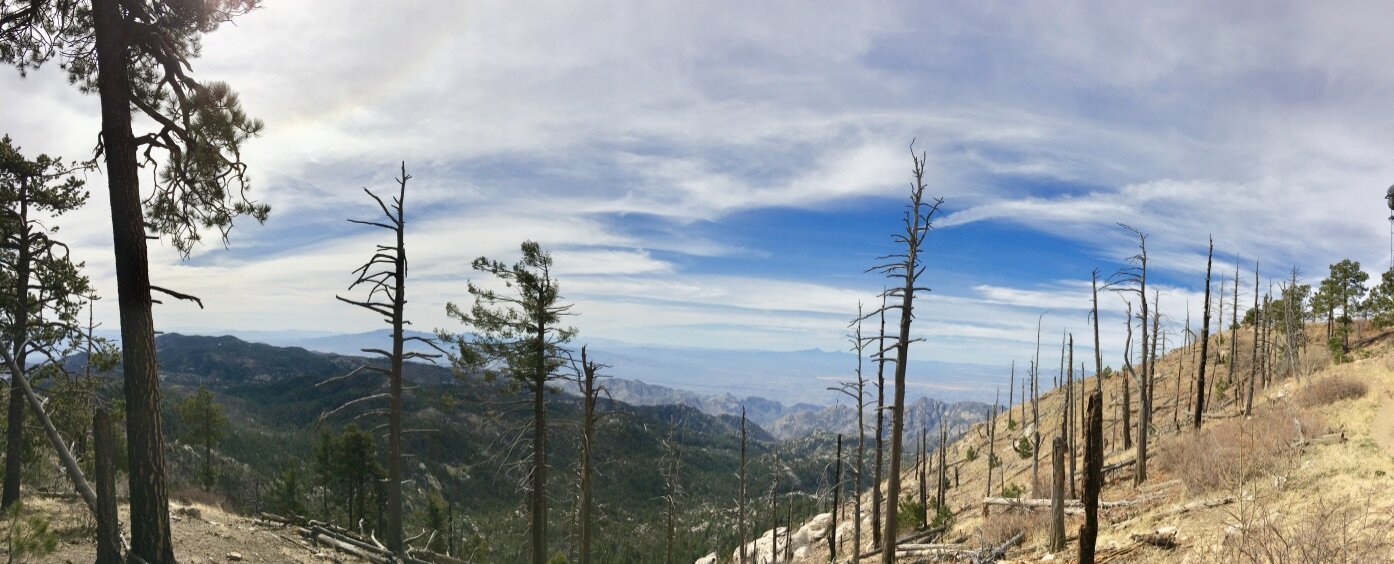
(694, 553, 717, 564)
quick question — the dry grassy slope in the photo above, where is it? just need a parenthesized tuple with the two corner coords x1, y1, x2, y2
(788, 322, 1394, 563)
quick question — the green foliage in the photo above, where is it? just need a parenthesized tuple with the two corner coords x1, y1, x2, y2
(897, 495, 925, 530)
(964, 446, 976, 462)
(1013, 437, 1033, 459)
(988, 453, 1001, 469)
(1329, 333, 1349, 364)
(268, 465, 307, 518)
(333, 424, 385, 529)
(1366, 271, 1394, 329)
(1000, 483, 1024, 499)
(423, 493, 449, 554)
(547, 552, 568, 564)
(174, 386, 229, 489)
(929, 501, 954, 529)
(441, 240, 577, 386)
(0, 3, 270, 256)
(4, 502, 57, 563)
(1214, 377, 1231, 399)
(1006, 418, 1016, 431)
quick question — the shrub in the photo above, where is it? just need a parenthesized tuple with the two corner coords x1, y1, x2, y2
(965, 446, 977, 462)
(977, 510, 1047, 551)
(1000, 483, 1024, 499)
(1013, 437, 1033, 459)
(1297, 374, 1367, 407)
(1221, 491, 1394, 563)
(1156, 402, 1321, 493)
(3, 502, 58, 562)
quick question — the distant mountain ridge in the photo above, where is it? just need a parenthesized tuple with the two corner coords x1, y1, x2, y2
(176, 328, 1007, 406)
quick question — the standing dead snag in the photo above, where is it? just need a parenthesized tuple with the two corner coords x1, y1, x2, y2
(331, 163, 441, 553)
(984, 389, 998, 518)
(871, 293, 889, 549)
(571, 346, 609, 564)
(1092, 270, 1104, 397)
(441, 240, 575, 564)
(834, 305, 870, 555)
(1111, 224, 1151, 484)
(739, 406, 749, 564)
(865, 143, 944, 563)
(831, 433, 842, 562)
(1079, 391, 1103, 564)
(1049, 436, 1066, 552)
(661, 424, 682, 564)
(1246, 262, 1259, 416)
(1195, 237, 1214, 429)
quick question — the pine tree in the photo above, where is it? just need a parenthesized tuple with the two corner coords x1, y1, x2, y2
(174, 387, 228, 491)
(441, 241, 575, 564)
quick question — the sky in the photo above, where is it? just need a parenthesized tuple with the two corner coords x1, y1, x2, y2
(4, 1, 1394, 391)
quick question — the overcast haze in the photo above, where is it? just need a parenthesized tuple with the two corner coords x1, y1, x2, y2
(4, 1, 1394, 391)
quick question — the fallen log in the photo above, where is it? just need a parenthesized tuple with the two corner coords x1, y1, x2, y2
(973, 531, 1025, 564)
(982, 491, 1165, 511)
(304, 529, 390, 564)
(854, 524, 947, 559)
(1158, 495, 1235, 518)
(1293, 431, 1345, 447)
(1130, 529, 1178, 549)
(1102, 458, 1136, 474)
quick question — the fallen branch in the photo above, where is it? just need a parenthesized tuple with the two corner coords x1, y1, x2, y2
(1158, 495, 1235, 518)
(973, 531, 1025, 564)
(1130, 529, 1178, 549)
(855, 525, 948, 559)
(1102, 458, 1136, 474)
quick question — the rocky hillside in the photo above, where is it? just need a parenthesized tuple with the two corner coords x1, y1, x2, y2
(714, 322, 1394, 563)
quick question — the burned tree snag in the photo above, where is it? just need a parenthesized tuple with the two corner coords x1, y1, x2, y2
(1195, 237, 1214, 429)
(1049, 436, 1067, 552)
(1079, 391, 1103, 564)
(865, 143, 943, 563)
(331, 164, 442, 553)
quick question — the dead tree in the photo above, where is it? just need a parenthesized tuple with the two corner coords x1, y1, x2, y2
(918, 426, 928, 528)
(661, 426, 682, 564)
(834, 306, 870, 556)
(1229, 259, 1240, 408)
(1031, 313, 1046, 496)
(1092, 270, 1104, 397)
(1078, 391, 1103, 564)
(1193, 236, 1215, 426)
(1246, 263, 1260, 416)
(739, 407, 749, 564)
(871, 294, 889, 549)
(830, 433, 842, 563)
(1120, 302, 1135, 452)
(572, 346, 610, 564)
(94, 406, 120, 564)
(330, 163, 441, 553)
(1007, 361, 1015, 428)
(1067, 335, 1076, 498)
(1049, 436, 1067, 551)
(1111, 224, 1151, 484)
(984, 389, 998, 517)
(865, 144, 943, 562)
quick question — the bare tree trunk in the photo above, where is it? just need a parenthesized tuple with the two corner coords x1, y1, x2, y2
(918, 427, 927, 528)
(1049, 437, 1066, 552)
(831, 433, 841, 563)
(739, 408, 748, 564)
(1121, 306, 1134, 452)
(95, 407, 121, 564)
(1195, 239, 1213, 429)
(1, 190, 30, 510)
(1078, 391, 1103, 564)
(93, 0, 176, 559)
(872, 301, 887, 550)
(1230, 261, 1240, 410)
(985, 392, 997, 517)
(1247, 263, 1259, 416)
(1092, 270, 1103, 400)
(1067, 335, 1076, 498)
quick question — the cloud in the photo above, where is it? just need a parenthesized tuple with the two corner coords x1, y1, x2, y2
(3, 0, 1392, 398)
